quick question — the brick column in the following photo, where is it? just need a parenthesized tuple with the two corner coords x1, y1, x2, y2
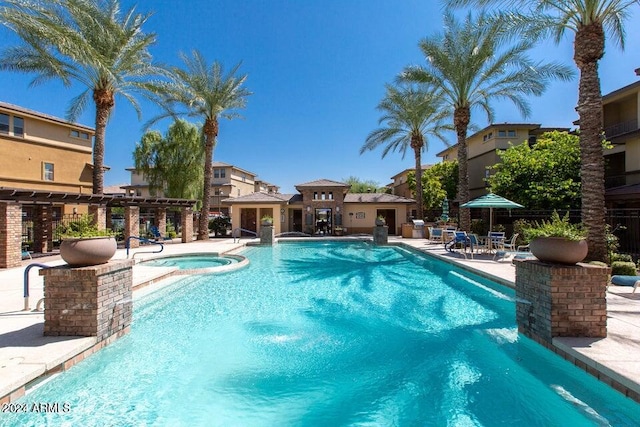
(515, 260, 608, 342)
(124, 206, 140, 248)
(0, 202, 22, 268)
(88, 205, 107, 230)
(181, 207, 193, 243)
(33, 205, 53, 254)
(155, 208, 167, 238)
(40, 260, 134, 340)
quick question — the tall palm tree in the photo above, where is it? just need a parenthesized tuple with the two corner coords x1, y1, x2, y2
(445, 0, 638, 262)
(0, 0, 163, 194)
(402, 11, 573, 232)
(148, 50, 250, 240)
(360, 83, 450, 220)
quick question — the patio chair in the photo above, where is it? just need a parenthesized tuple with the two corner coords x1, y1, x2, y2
(503, 233, 519, 251)
(149, 225, 171, 241)
(488, 232, 506, 252)
(461, 233, 481, 259)
(428, 227, 443, 244)
(445, 231, 469, 253)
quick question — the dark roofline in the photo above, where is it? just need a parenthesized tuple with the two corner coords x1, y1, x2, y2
(0, 187, 196, 208)
(0, 101, 95, 132)
(603, 80, 640, 101)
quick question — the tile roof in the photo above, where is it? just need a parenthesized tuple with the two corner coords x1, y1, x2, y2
(223, 192, 294, 203)
(295, 179, 350, 188)
(344, 193, 415, 203)
(0, 101, 94, 131)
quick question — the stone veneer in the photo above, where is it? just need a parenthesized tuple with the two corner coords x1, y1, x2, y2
(181, 207, 193, 243)
(40, 260, 134, 340)
(515, 260, 609, 341)
(0, 202, 22, 268)
(373, 225, 388, 245)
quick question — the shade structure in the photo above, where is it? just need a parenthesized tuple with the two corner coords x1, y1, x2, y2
(460, 193, 524, 231)
(441, 198, 449, 222)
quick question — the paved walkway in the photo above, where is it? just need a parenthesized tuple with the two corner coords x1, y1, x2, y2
(1, 236, 639, 403)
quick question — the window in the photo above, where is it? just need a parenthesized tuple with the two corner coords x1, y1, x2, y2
(13, 116, 24, 137)
(71, 129, 90, 140)
(242, 174, 246, 182)
(487, 132, 493, 139)
(483, 134, 488, 142)
(508, 130, 516, 137)
(0, 114, 8, 134)
(329, 192, 333, 200)
(136, 189, 142, 196)
(321, 192, 326, 200)
(43, 162, 54, 181)
(214, 168, 226, 179)
(498, 130, 506, 137)
(314, 192, 318, 200)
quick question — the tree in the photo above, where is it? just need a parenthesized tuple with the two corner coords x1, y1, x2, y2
(401, 11, 573, 232)
(0, 0, 163, 194)
(445, 0, 638, 261)
(133, 119, 204, 203)
(407, 161, 459, 212)
(342, 176, 383, 193)
(488, 131, 581, 210)
(147, 50, 251, 240)
(360, 83, 450, 219)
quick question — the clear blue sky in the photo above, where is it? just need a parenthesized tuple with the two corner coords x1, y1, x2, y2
(1, 1, 639, 193)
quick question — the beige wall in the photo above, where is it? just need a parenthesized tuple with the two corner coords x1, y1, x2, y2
(0, 107, 93, 194)
(343, 204, 410, 234)
(230, 203, 287, 235)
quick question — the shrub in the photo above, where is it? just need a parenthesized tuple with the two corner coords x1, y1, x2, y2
(522, 211, 587, 242)
(166, 222, 177, 239)
(610, 253, 632, 263)
(56, 214, 115, 238)
(588, 261, 607, 267)
(611, 261, 637, 276)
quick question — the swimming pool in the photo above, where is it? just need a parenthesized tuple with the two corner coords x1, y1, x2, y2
(2, 241, 639, 425)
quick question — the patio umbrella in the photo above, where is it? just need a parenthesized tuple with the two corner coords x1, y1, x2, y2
(441, 197, 449, 222)
(460, 193, 523, 231)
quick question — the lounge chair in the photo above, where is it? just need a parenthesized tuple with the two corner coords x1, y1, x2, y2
(445, 231, 469, 253)
(610, 275, 640, 293)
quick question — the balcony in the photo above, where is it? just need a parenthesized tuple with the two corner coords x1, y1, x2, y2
(604, 119, 638, 140)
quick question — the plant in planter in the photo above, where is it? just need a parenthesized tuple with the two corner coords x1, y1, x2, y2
(261, 215, 274, 226)
(56, 214, 117, 267)
(334, 226, 344, 236)
(375, 215, 386, 226)
(522, 211, 588, 264)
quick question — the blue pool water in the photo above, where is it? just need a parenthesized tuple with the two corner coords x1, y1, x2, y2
(140, 254, 237, 269)
(2, 241, 639, 426)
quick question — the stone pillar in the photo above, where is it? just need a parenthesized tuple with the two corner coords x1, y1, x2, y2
(260, 225, 274, 245)
(88, 205, 107, 230)
(40, 260, 134, 340)
(124, 206, 140, 249)
(181, 207, 193, 243)
(373, 225, 388, 245)
(33, 205, 53, 254)
(515, 260, 608, 342)
(0, 202, 22, 268)
(155, 208, 167, 238)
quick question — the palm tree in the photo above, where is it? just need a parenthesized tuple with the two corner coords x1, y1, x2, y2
(361, 83, 450, 220)
(445, 0, 638, 262)
(0, 0, 163, 194)
(401, 11, 573, 232)
(147, 50, 250, 240)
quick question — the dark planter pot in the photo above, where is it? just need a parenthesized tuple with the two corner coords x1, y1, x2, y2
(529, 237, 588, 265)
(60, 237, 117, 267)
(375, 219, 386, 226)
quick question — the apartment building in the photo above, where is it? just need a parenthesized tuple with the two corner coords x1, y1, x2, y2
(0, 101, 95, 215)
(436, 123, 569, 199)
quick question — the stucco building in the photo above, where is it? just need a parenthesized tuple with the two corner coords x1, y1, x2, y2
(225, 179, 415, 236)
(0, 101, 96, 216)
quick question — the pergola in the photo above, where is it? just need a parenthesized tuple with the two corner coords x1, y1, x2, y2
(0, 187, 198, 268)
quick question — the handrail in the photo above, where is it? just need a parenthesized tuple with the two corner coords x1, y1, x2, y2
(125, 236, 164, 259)
(232, 228, 258, 237)
(23, 263, 50, 311)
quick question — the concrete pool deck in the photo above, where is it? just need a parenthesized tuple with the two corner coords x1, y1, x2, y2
(0, 236, 639, 404)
